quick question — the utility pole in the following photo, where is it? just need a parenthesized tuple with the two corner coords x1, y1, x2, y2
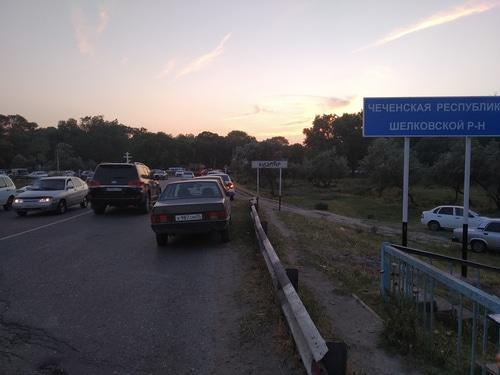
(124, 152, 132, 163)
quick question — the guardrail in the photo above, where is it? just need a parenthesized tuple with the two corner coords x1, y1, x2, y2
(249, 199, 346, 375)
(381, 243, 500, 374)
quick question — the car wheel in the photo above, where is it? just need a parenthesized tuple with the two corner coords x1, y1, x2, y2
(16, 210, 27, 217)
(140, 194, 151, 214)
(230, 195, 234, 201)
(471, 240, 487, 253)
(3, 195, 14, 211)
(92, 204, 106, 215)
(156, 233, 168, 246)
(80, 196, 88, 208)
(57, 200, 67, 214)
(220, 228, 230, 243)
(428, 221, 440, 231)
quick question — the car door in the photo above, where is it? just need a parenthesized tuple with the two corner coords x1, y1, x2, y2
(0, 177, 8, 204)
(483, 222, 500, 251)
(65, 179, 77, 206)
(437, 206, 455, 229)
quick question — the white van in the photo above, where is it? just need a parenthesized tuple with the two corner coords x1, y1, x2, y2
(0, 175, 17, 210)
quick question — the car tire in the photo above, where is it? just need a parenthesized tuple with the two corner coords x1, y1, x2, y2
(428, 221, 440, 231)
(220, 228, 230, 243)
(140, 194, 151, 214)
(16, 210, 27, 217)
(471, 240, 487, 253)
(92, 204, 106, 215)
(156, 233, 168, 246)
(230, 195, 234, 201)
(80, 196, 88, 208)
(57, 200, 67, 214)
(3, 195, 14, 211)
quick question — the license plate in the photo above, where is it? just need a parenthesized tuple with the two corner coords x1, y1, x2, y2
(175, 214, 202, 222)
(106, 187, 122, 192)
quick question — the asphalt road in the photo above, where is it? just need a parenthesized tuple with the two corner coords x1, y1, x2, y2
(0, 188, 298, 374)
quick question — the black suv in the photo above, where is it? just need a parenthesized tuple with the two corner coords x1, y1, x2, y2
(88, 162, 161, 214)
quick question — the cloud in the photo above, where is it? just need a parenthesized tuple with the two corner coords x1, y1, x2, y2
(282, 95, 354, 109)
(358, 0, 499, 51)
(156, 59, 176, 79)
(176, 33, 231, 78)
(223, 105, 276, 121)
(73, 6, 109, 56)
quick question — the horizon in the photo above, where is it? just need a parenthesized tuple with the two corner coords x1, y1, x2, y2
(1, 0, 499, 144)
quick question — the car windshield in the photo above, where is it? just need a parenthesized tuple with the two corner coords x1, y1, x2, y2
(160, 182, 222, 200)
(33, 179, 66, 191)
(214, 174, 230, 183)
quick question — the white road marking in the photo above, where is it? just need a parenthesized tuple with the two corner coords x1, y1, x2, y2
(0, 210, 92, 241)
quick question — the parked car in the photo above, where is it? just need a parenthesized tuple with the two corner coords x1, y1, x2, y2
(421, 205, 483, 231)
(181, 171, 194, 179)
(0, 174, 17, 211)
(174, 170, 184, 177)
(452, 219, 500, 253)
(28, 171, 48, 178)
(63, 170, 76, 176)
(11, 168, 29, 177)
(196, 175, 234, 201)
(210, 173, 235, 196)
(80, 170, 94, 180)
(207, 170, 223, 175)
(151, 169, 168, 180)
(12, 177, 88, 216)
(195, 176, 233, 200)
(151, 180, 231, 246)
(87, 162, 161, 215)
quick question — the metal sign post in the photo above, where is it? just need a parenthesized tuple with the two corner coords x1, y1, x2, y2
(402, 138, 410, 246)
(279, 168, 282, 211)
(256, 167, 260, 208)
(462, 137, 471, 277)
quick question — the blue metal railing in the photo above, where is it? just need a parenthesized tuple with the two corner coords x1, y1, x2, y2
(381, 243, 500, 374)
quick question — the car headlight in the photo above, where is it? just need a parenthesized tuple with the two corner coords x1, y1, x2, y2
(39, 197, 53, 203)
(14, 198, 23, 204)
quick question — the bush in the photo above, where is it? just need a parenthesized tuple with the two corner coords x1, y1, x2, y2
(314, 202, 329, 210)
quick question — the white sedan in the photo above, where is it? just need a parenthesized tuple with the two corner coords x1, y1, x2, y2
(13, 177, 88, 216)
(421, 205, 483, 231)
(0, 174, 17, 211)
(452, 219, 500, 253)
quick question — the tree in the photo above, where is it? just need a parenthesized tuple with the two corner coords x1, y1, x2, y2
(472, 140, 500, 210)
(305, 149, 349, 187)
(303, 112, 369, 175)
(360, 139, 421, 199)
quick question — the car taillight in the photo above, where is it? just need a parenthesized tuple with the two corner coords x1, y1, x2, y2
(151, 213, 172, 224)
(227, 182, 234, 189)
(205, 210, 227, 220)
(128, 179, 145, 186)
(88, 179, 100, 187)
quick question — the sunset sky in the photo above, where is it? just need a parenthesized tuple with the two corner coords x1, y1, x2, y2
(1, 0, 499, 143)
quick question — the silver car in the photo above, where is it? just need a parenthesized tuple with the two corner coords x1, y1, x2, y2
(452, 219, 500, 253)
(13, 177, 89, 216)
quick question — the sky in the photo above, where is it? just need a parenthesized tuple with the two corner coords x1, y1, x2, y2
(1, 0, 499, 144)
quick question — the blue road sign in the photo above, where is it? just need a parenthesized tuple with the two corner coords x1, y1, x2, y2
(363, 96, 500, 137)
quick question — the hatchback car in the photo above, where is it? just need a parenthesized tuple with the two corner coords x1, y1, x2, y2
(421, 205, 483, 231)
(13, 177, 88, 216)
(452, 219, 500, 253)
(150, 180, 231, 246)
(0, 174, 17, 211)
(87, 162, 161, 214)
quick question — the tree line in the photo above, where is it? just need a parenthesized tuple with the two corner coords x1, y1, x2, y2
(2, 113, 500, 210)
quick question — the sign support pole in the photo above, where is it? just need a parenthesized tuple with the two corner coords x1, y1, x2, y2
(278, 167, 282, 211)
(402, 137, 410, 247)
(462, 137, 471, 278)
(256, 167, 260, 209)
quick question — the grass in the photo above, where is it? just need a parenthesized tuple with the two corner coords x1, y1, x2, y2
(239, 177, 500, 227)
(230, 199, 302, 371)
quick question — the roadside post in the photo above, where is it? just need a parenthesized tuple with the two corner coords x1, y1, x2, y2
(364, 96, 500, 276)
(251, 160, 288, 211)
(123, 152, 132, 163)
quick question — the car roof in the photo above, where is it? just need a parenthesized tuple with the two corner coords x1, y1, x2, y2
(40, 176, 70, 180)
